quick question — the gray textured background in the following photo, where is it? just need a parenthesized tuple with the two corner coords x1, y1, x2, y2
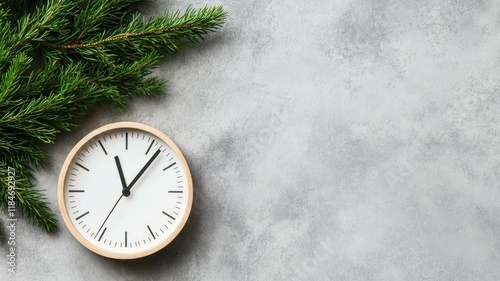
(2, 0, 500, 280)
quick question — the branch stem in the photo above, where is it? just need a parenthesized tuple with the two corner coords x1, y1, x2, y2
(39, 23, 197, 50)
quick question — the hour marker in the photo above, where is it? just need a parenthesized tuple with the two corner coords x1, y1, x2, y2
(146, 140, 155, 155)
(98, 140, 108, 155)
(163, 162, 176, 171)
(76, 211, 89, 220)
(162, 211, 175, 220)
(125, 132, 128, 150)
(98, 227, 107, 242)
(168, 190, 183, 193)
(75, 162, 89, 172)
(68, 190, 84, 193)
(147, 225, 156, 240)
(125, 231, 127, 248)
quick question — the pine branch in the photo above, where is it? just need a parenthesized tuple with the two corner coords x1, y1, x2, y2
(39, 5, 227, 65)
(0, 162, 57, 232)
(42, 6, 226, 50)
(0, 0, 227, 232)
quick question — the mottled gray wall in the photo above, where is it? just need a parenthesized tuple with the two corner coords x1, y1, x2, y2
(2, 0, 500, 280)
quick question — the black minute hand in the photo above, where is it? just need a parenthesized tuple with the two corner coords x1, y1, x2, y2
(122, 149, 161, 196)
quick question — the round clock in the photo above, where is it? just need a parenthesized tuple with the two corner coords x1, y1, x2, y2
(58, 122, 193, 259)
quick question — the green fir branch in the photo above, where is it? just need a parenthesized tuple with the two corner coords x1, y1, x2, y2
(0, 163, 57, 232)
(0, 0, 227, 232)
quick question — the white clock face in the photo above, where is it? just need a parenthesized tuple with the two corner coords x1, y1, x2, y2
(58, 122, 193, 259)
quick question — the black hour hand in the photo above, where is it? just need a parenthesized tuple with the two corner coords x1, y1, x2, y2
(115, 156, 128, 191)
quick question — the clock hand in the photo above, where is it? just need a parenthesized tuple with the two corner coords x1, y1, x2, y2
(94, 158, 127, 239)
(95, 150, 161, 238)
(122, 149, 161, 196)
(94, 156, 130, 239)
(95, 194, 123, 239)
(114, 156, 128, 190)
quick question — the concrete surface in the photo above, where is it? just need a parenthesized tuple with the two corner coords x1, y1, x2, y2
(3, 0, 500, 280)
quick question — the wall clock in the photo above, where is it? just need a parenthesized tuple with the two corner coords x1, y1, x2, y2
(58, 122, 193, 259)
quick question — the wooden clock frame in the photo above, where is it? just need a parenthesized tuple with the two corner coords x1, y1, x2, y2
(58, 122, 193, 259)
